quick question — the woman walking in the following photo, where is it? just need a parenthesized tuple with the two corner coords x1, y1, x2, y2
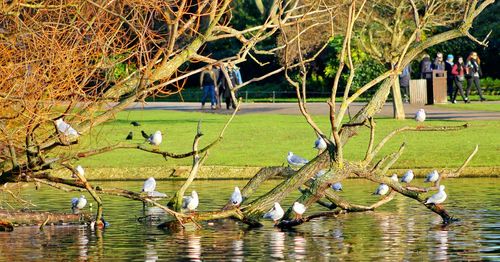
(466, 52, 486, 102)
(451, 56, 468, 103)
(200, 65, 218, 110)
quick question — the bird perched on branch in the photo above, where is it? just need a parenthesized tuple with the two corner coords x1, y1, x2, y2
(313, 136, 327, 153)
(71, 195, 87, 214)
(72, 165, 85, 179)
(287, 152, 309, 167)
(263, 202, 284, 224)
(292, 202, 306, 220)
(373, 183, 389, 196)
(230, 187, 243, 206)
(54, 118, 79, 138)
(390, 174, 398, 182)
(182, 191, 199, 212)
(141, 130, 150, 139)
(147, 131, 162, 146)
(425, 185, 447, 205)
(401, 170, 414, 184)
(424, 170, 440, 183)
(130, 121, 141, 126)
(331, 182, 343, 192)
(126, 131, 133, 140)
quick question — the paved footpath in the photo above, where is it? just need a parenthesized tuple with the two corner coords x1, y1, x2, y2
(126, 101, 500, 120)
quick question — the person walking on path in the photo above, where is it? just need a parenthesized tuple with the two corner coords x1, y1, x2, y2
(451, 56, 468, 103)
(399, 65, 411, 103)
(445, 54, 454, 101)
(200, 65, 218, 110)
(466, 52, 486, 102)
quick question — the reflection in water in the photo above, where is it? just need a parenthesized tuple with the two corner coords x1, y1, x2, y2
(231, 239, 244, 262)
(187, 234, 202, 262)
(269, 230, 285, 260)
(77, 228, 89, 260)
(293, 235, 306, 261)
(145, 243, 158, 262)
(433, 230, 449, 261)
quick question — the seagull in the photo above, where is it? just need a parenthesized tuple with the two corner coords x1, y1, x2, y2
(424, 170, 440, 183)
(314, 169, 327, 179)
(142, 177, 156, 193)
(148, 131, 162, 146)
(313, 136, 327, 151)
(182, 191, 199, 212)
(72, 165, 85, 178)
(131, 121, 141, 126)
(287, 152, 309, 167)
(126, 131, 133, 140)
(263, 202, 284, 224)
(54, 118, 79, 138)
(292, 202, 306, 220)
(401, 170, 414, 184)
(415, 109, 426, 123)
(71, 195, 87, 214)
(390, 174, 398, 182)
(373, 183, 390, 196)
(425, 185, 447, 205)
(331, 182, 343, 192)
(141, 130, 150, 139)
(230, 187, 243, 206)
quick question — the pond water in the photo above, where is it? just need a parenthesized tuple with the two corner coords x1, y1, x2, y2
(0, 178, 499, 261)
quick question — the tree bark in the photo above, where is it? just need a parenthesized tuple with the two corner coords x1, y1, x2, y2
(392, 78, 405, 119)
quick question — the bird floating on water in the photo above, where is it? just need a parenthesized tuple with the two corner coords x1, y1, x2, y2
(373, 183, 390, 196)
(287, 152, 309, 167)
(415, 109, 426, 123)
(263, 202, 284, 224)
(424, 170, 440, 183)
(292, 202, 306, 220)
(390, 174, 398, 182)
(331, 182, 343, 192)
(55, 118, 79, 138)
(71, 195, 87, 214)
(148, 131, 162, 146)
(182, 191, 199, 212)
(130, 121, 141, 126)
(425, 185, 447, 205)
(72, 165, 85, 178)
(230, 187, 243, 206)
(313, 136, 327, 151)
(126, 131, 133, 140)
(401, 170, 414, 184)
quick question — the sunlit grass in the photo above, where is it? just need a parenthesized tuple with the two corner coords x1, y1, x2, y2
(76, 110, 500, 169)
(435, 102, 500, 112)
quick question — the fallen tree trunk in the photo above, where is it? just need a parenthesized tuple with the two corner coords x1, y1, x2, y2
(0, 209, 90, 227)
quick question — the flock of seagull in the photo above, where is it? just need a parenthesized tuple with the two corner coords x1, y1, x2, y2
(61, 108, 444, 224)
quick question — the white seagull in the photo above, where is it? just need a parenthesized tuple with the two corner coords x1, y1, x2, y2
(313, 136, 327, 151)
(425, 185, 447, 205)
(401, 170, 414, 184)
(263, 202, 284, 224)
(72, 165, 85, 178)
(373, 183, 390, 196)
(292, 202, 306, 220)
(142, 177, 156, 193)
(148, 131, 162, 146)
(287, 152, 309, 166)
(55, 118, 79, 138)
(230, 186, 243, 206)
(71, 195, 87, 214)
(424, 170, 440, 183)
(415, 109, 426, 123)
(390, 174, 398, 182)
(331, 182, 343, 192)
(182, 191, 199, 212)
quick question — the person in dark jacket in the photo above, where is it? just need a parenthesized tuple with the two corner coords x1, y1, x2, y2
(420, 54, 432, 79)
(444, 54, 454, 101)
(451, 56, 468, 103)
(432, 52, 445, 71)
(466, 52, 486, 102)
(200, 65, 218, 110)
(399, 65, 411, 103)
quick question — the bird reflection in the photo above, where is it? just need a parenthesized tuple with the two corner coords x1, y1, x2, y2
(231, 239, 244, 262)
(145, 243, 158, 262)
(270, 230, 285, 260)
(187, 234, 202, 262)
(293, 235, 306, 261)
(77, 228, 89, 260)
(433, 230, 449, 261)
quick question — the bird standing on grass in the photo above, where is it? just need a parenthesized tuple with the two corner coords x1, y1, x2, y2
(131, 121, 141, 126)
(415, 109, 426, 125)
(126, 131, 133, 140)
(148, 131, 162, 146)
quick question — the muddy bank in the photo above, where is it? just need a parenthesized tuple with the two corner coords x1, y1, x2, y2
(52, 166, 500, 180)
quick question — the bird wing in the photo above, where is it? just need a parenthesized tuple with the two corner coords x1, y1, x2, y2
(182, 196, 191, 209)
(141, 130, 150, 139)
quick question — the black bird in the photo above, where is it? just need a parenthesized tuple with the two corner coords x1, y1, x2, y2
(130, 121, 141, 126)
(141, 130, 150, 139)
(126, 131, 133, 140)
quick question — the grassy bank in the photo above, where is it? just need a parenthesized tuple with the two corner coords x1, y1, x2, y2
(69, 110, 500, 178)
(435, 102, 500, 112)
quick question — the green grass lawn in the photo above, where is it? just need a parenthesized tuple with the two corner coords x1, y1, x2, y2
(435, 102, 500, 112)
(76, 110, 500, 170)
